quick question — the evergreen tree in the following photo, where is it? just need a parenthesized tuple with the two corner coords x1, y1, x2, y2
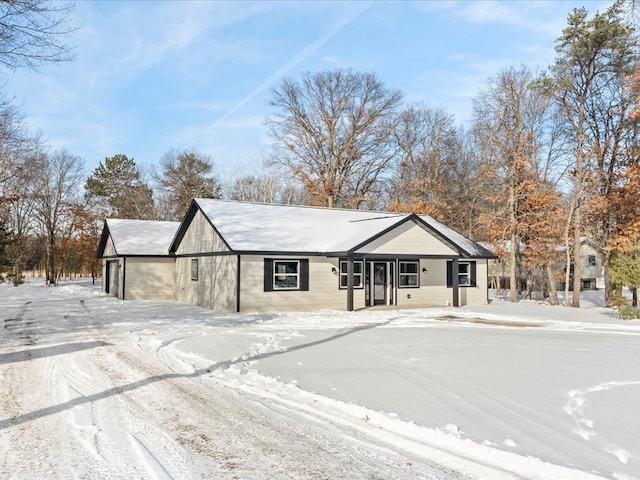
(85, 154, 155, 219)
(611, 246, 640, 307)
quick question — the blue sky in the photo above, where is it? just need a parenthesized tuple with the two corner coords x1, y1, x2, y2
(6, 0, 612, 180)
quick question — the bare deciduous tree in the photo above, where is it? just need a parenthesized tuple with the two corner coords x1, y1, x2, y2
(226, 165, 303, 205)
(0, 0, 76, 71)
(388, 103, 462, 220)
(472, 65, 557, 302)
(32, 150, 85, 285)
(268, 69, 403, 208)
(153, 149, 220, 220)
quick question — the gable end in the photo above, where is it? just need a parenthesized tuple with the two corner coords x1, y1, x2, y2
(96, 221, 116, 259)
(170, 200, 234, 254)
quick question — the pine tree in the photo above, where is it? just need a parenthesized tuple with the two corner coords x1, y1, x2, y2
(85, 154, 155, 219)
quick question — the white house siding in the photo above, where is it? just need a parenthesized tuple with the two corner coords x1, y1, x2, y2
(579, 243, 604, 289)
(173, 208, 237, 311)
(176, 255, 237, 311)
(356, 221, 458, 256)
(240, 255, 359, 312)
(176, 209, 229, 255)
(124, 257, 175, 300)
(101, 235, 119, 296)
(103, 236, 117, 256)
(102, 258, 122, 297)
(460, 260, 488, 306)
(395, 259, 452, 307)
(394, 259, 488, 307)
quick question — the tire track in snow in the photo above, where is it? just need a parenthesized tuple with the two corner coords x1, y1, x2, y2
(116, 336, 471, 480)
(0, 344, 103, 479)
(55, 346, 195, 479)
(156, 328, 478, 480)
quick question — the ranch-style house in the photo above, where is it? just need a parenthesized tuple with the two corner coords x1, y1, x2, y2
(97, 199, 495, 312)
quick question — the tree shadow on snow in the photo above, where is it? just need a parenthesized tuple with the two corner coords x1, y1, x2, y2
(0, 319, 395, 431)
(0, 341, 110, 365)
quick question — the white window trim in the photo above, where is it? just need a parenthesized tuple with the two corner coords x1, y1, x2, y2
(458, 261, 471, 286)
(339, 260, 364, 289)
(398, 260, 419, 288)
(273, 260, 300, 290)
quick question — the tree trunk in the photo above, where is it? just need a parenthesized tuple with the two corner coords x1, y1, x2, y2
(509, 235, 518, 303)
(47, 238, 56, 286)
(603, 251, 614, 306)
(509, 183, 518, 303)
(633, 287, 638, 308)
(524, 275, 533, 300)
(572, 207, 581, 307)
(563, 236, 572, 307)
(546, 263, 559, 305)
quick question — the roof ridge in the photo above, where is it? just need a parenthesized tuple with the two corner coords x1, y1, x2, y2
(195, 198, 402, 216)
(349, 214, 405, 222)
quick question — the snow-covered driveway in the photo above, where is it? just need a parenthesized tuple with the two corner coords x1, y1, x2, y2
(1, 281, 639, 480)
(0, 281, 470, 479)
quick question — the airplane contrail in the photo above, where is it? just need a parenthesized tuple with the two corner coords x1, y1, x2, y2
(184, 2, 372, 150)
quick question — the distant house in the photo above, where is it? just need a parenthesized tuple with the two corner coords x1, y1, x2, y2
(484, 238, 604, 295)
(96, 219, 179, 300)
(167, 199, 495, 312)
(555, 239, 605, 291)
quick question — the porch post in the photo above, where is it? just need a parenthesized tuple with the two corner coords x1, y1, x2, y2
(452, 257, 459, 307)
(347, 255, 354, 311)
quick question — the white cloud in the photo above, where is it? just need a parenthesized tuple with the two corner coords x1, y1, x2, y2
(183, 1, 372, 150)
(426, 0, 614, 36)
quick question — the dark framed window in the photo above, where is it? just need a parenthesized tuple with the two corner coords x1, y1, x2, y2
(274, 260, 299, 290)
(587, 255, 597, 267)
(447, 260, 477, 288)
(191, 259, 199, 281)
(399, 261, 419, 288)
(264, 258, 309, 292)
(339, 260, 363, 289)
(581, 279, 595, 290)
(458, 262, 471, 286)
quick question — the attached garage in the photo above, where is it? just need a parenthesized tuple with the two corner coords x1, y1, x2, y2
(96, 219, 179, 300)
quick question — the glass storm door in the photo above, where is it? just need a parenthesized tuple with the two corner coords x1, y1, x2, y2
(373, 262, 387, 305)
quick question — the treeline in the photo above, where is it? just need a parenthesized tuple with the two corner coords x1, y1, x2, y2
(1, 1, 639, 308)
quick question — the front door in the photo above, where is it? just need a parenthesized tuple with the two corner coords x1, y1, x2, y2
(373, 262, 386, 305)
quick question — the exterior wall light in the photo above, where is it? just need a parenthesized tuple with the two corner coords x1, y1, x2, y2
(422, 268, 428, 274)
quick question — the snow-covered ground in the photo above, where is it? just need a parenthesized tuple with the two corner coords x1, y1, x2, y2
(1, 280, 638, 480)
